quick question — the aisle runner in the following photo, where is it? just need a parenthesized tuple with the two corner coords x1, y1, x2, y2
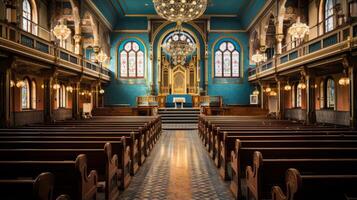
(119, 130, 233, 200)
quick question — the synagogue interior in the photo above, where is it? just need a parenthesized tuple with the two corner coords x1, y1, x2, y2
(1, 0, 357, 199)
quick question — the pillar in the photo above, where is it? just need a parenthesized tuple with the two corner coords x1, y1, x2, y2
(350, 66, 357, 127)
(72, 80, 81, 120)
(0, 65, 12, 127)
(259, 82, 265, 109)
(306, 75, 316, 124)
(43, 77, 54, 123)
(73, 34, 82, 55)
(93, 82, 99, 109)
(275, 34, 284, 55)
(276, 79, 285, 119)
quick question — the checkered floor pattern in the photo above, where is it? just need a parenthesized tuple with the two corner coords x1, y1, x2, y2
(119, 130, 234, 200)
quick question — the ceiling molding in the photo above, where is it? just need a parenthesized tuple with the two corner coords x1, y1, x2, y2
(86, 0, 113, 31)
(209, 29, 246, 33)
(246, 0, 273, 31)
(124, 14, 239, 18)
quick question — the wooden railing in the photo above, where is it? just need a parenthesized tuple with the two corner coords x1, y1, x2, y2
(249, 22, 357, 80)
(137, 96, 159, 107)
(0, 21, 109, 80)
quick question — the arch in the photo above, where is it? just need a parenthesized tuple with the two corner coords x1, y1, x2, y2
(249, 30, 260, 64)
(211, 36, 245, 79)
(260, 12, 276, 50)
(83, 11, 99, 47)
(21, 78, 31, 110)
(31, 80, 36, 109)
(59, 84, 67, 108)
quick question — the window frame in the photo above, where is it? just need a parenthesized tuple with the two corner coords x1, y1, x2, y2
(324, 0, 336, 33)
(21, 78, 31, 110)
(214, 41, 240, 78)
(326, 77, 336, 110)
(119, 41, 145, 79)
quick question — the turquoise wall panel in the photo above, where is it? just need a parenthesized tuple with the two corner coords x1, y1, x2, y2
(104, 32, 151, 106)
(207, 33, 252, 105)
(114, 17, 148, 30)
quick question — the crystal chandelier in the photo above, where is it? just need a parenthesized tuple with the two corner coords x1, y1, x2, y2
(288, 17, 309, 40)
(152, 0, 207, 28)
(251, 50, 267, 64)
(52, 19, 71, 41)
(162, 32, 196, 65)
(96, 50, 108, 64)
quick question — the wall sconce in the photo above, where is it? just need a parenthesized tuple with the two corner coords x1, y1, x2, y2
(16, 80, 25, 88)
(99, 89, 105, 94)
(66, 86, 73, 93)
(53, 83, 60, 90)
(10, 80, 15, 88)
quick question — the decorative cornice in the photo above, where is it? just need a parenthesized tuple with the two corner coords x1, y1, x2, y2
(86, 0, 113, 31)
(113, 29, 149, 33)
(246, 0, 274, 31)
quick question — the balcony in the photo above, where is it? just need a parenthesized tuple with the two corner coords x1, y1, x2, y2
(248, 22, 357, 81)
(0, 21, 110, 81)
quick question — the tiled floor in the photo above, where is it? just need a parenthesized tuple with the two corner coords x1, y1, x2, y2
(119, 130, 234, 200)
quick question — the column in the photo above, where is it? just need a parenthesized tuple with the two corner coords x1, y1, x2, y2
(306, 75, 316, 124)
(93, 82, 99, 109)
(350, 66, 357, 127)
(276, 79, 285, 119)
(0, 66, 12, 127)
(43, 77, 54, 123)
(259, 82, 265, 109)
(73, 34, 82, 55)
(72, 80, 81, 120)
(275, 34, 284, 55)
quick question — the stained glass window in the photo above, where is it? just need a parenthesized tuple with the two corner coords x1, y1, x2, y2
(327, 78, 335, 109)
(22, 0, 31, 33)
(120, 41, 144, 78)
(296, 86, 302, 108)
(214, 41, 240, 78)
(21, 78, 30, 109)
(325, 0, 335, 32)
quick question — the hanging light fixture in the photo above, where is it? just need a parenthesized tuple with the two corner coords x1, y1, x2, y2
(99, 89, 105, 94)
(284, 81, 292, 91)
(339, 69, 350, 86)
(96, 50, 108, 64)
(269, 90, 278, 96)
(16, 80, 25, 88)
(251, 50, 267, 64)
(265, 86, 272, 93)
(52, 19, 71, 41)
(288, 17, 310, 40)
(252, 87, 260, 95)
(53, 84, 60, 90)
(162, 31, 196, 65)
(297, 82, 307, 89)
(152, 0, 208, 29)
(66, 86, 73, 93)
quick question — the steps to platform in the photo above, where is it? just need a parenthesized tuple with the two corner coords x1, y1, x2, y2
(158, 108, 200, 129)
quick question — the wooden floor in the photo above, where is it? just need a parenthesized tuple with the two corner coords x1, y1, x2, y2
(119, 128, 233, 200)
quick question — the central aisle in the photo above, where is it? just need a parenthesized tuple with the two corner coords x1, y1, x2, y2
(120, 130, 234, 200)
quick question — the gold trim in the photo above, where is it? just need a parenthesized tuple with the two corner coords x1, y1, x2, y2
(209, 29, 246, 33)
(210, 35, 245, 81)
(114, 36, 149, 84)
(113, 29, 149, 33)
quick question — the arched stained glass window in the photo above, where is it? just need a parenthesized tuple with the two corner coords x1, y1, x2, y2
(21, 78, 30, 109)
(325, 0, 335, 32)
(327, 78, 335, 109)
(22, 0, 32, 32)
(120, 41, 144, 78)
(214, 41, 240, 78)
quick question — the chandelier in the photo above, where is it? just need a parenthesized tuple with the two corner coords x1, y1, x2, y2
(162, 32, 196, 65)
(288, 17, 309, 40)
(251, 50, 267, 64)
(96, 50, 108, 64)
(52, 19, 71, 41)
(153, 0, 207, 28)
(284, 84, 292, 91)
(339, 77, 350, 86)
(252, 87, 260, 95)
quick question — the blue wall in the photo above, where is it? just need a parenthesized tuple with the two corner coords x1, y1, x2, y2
(104, 32, 152, 106)
(207, 33, 252, 105)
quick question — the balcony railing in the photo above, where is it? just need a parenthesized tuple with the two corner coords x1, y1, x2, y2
(249, 22, 357, 81)
(0, 20, 109, 79)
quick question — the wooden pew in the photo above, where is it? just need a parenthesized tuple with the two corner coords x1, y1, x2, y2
(245, 151, 357, 200)
(0, 154, 97, 200)
(230, 140, 357, 199)
(0, 140, 129, 199)
(0, 172, 61, 200)
(272, 168, 357, 200)
(0, 130, 143, 169)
